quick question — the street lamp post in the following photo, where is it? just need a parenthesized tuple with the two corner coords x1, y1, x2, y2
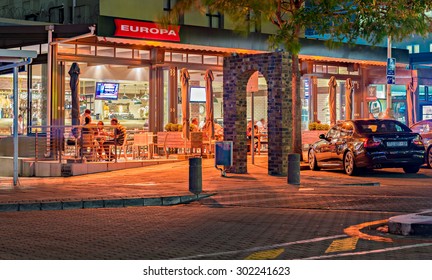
(386, 36, 392, 111)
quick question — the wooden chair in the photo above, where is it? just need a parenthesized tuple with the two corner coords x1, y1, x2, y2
(202, 132, 216, 154)
(132, 132, 154, 159)
(257, 133, 268, 155)
(109, 139, 129, 162)
(80, 132, 98, 161)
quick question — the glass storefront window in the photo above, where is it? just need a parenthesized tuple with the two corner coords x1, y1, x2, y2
(134, 50, 150, 60)
(29, 64, 48, 133)
(22, 45, 40, 54)
(188, 54, 202, 64)
(64, 62, 150, 129)
(41, 44, 48, 54)
(419, 85, 428, 101)
(58, 43, 75, 54)
(327, 65, 338, 74)
(115, 48, 133, 58)
(203, 55, 218, 65)
(314, 65, 325, 73)
(97, 46, 114, 57)
(164, 52, 171, 62)
(0, 64, 48, 135)
(172, 53, 186, 62)
(422, 105, 432, 119)
(77, 45, 96, 55)
(163, 69, 169, 126)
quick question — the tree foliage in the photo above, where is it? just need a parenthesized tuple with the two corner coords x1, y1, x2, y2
(161, 0, 432, 54)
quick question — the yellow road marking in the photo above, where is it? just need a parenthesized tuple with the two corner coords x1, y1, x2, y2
(325, 237, 359, 253)
(244, 248, 284, 260)
(344, 219, 393, 243)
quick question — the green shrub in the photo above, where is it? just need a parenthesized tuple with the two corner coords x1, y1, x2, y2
(308, 122, 317, 131)
(164, 123, 172, 131)
(308, 122, 329, 131)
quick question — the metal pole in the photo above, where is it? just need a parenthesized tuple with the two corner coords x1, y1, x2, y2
(46, 25, 54, 128)
(287, 153, 300, 185)
(189, 157, 202, 194)
(251, 91, 255, 165)
(386, 36, 392, 111)
(13, 67, 19, 186)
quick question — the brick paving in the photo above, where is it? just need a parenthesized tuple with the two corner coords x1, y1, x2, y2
(1, 156, 432, 214)
(0, 156, 432, 260)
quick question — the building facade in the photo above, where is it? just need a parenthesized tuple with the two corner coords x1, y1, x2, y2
(0, 0, 412, 136)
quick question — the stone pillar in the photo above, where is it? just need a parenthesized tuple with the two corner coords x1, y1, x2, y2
(223, 52, 293, 175)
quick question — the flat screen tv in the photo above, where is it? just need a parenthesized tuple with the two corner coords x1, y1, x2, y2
(189, 86, 206, 103)
(95, 82, 119, 100)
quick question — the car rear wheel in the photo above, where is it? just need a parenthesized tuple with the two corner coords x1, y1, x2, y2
(343, 151, 357, 176)
(308, 150, 320, 171)
(427, 146, 432, 169)
(403, 166, 420, 174)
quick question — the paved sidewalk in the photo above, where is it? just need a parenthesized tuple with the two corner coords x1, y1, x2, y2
(0, 156, 376, 212)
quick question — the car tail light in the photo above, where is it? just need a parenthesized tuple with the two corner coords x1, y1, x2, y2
(412, 135, 424, 147)
(363, 138, 381, 148)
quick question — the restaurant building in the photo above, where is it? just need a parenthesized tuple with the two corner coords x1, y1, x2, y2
(0, 0, 412, 137)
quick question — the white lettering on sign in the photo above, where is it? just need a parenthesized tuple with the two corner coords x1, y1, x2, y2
(120, 24, 177, 36)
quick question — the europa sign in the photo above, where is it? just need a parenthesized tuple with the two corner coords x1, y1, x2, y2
(114, 19, 180, 42)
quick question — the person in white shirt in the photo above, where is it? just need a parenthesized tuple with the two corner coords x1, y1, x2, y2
(17, 114, 25, 135)
(256, 118, 266, 132)
(11, 114, 25, 135)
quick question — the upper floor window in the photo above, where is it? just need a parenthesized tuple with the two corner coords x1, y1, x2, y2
(163, 0, 183, 24)
(206, 8, 223, 28)
(163, 0, 175, 11)
(247, 10, 261, 33)
(406, 45, 413, 54)
(429, 44, 432, 53)
(413, 44, 420, 53)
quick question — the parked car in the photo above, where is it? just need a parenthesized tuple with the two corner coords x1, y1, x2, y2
(308, 119, 425, 175)
(410, 119, 432, 168)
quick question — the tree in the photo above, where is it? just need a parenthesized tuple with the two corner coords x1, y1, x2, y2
(161, 0, 432, 156)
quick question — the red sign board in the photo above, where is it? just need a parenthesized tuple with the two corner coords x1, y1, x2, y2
(114, 19, 180, 42)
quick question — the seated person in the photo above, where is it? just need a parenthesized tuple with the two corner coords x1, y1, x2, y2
(214, 121, 224, 140)
(103, 118, 127, 160)
(247, 122, 259, 152)
(95, 121, 108, 159)
(80, 116, 97, 157)
(191, 117, 200, 132)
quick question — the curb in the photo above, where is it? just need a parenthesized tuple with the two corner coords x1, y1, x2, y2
(388, 210, 432, 236)
(0, 193, 215, 213)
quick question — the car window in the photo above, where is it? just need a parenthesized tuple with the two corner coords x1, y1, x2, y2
(358, 124, 377, 133)
(326, 126, 340, 139)
(356, 120, 411, 133)
(412, 121, 431, 134)
(341, 122, 354, 137)
(376, 121, 406, 133)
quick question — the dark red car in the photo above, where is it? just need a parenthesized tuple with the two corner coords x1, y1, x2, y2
(410, 119, 432, 168)
(308, 119, 425, 175)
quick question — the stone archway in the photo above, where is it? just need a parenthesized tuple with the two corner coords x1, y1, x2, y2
(223, 52, 293, 175)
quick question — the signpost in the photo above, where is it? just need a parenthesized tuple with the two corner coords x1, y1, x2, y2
(387, 58, 396, 85)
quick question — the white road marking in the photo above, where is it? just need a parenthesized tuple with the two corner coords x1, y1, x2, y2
(172, 234, 346, 260)
(301, 243, 432, 260)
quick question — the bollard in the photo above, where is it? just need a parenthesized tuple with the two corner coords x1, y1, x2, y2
(287, 153, 300, 185)
(189, 157, 202, 194)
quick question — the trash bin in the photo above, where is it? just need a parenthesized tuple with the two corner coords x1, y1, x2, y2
(215, 141, 233, 176)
